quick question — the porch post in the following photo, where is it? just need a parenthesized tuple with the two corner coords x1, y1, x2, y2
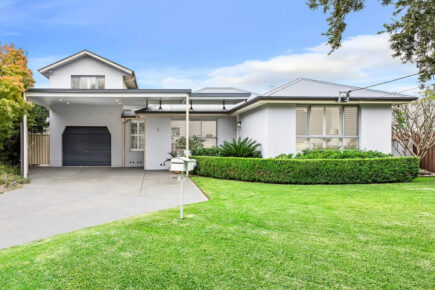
(185, 93, 190, 158)
(22, 92, 29, 178)
(121, 118, 125, 167)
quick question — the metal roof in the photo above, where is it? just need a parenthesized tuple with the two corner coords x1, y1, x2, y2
(38, 50, 135, 77)
(265, 78, 417, 99)
(194, 87, 256, 94)
(27, 88, 191, 94)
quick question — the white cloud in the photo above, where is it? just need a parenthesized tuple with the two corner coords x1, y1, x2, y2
(137, 34, 418, 93)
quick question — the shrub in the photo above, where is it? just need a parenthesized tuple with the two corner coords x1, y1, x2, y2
(175, 136, 205, 151)
(191, 147, 221, 156)
(275, 153, 294, 159)
(294, 149, 393, 159)
(219, 137, 262, 158)
(193, 156, 419, 184)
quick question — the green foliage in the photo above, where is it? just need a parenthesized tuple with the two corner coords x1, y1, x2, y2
(191, 147, 221, 156)
(175, 135, 205, 152)
(193, 156, 419, 184)
(0, 104, 49, 165)
(275, 153, 294, 159)
(0, 44, 34, 150)
(0, 164, 28, 191)
(293, 149, 393, 159)
(219, 137, 262, 158)
(28, 104, 49, 133)
(307, 0, 434, 84)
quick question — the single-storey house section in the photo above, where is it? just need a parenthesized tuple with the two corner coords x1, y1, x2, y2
(25, 50, 418, 171)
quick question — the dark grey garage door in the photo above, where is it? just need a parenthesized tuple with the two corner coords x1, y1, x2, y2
(63, 126, 111, 166)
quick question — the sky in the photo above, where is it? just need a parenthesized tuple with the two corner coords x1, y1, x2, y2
(0, 0, 421, 94)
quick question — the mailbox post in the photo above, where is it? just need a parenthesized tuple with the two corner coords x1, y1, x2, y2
(170, 157, 196, 219)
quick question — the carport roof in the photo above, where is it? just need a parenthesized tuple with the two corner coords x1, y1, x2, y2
(27, 88, 192, 94)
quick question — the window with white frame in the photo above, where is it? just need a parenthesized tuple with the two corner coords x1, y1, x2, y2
(130, 120, 145, 151)
(296, 105, 358, 150)
(170, 119, 217, 155)
(71, 76, 105, 89)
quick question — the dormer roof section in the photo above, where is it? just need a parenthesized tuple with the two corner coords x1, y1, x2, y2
(38, 50, 135, 79)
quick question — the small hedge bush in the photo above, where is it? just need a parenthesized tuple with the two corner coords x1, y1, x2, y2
(193, 156, 419, 184)
(292, 149, 393, 159)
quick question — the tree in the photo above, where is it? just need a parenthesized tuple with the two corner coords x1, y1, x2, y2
(29, 104, 49, 134)
(307, 0, 434, 84)
(392, 88, 435, 158)
(0, 44, 34, 150)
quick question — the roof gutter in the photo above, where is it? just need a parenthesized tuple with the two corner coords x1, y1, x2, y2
(228, 95, 419, 114)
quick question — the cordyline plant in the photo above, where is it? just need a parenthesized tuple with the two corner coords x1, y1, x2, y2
(392, 89, 435, 158)
(219, 137, 262, 158)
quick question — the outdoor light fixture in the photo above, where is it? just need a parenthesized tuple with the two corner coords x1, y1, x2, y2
(237, 121, 242, 128)
(59, 98, 62, 102)
(66, 102, 70, 105)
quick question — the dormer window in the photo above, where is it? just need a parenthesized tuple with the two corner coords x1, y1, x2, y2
(71, 75, 105, 89)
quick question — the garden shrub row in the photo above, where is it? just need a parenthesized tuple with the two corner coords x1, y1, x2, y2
(192, 156, 420, 184)
(276, 149, 394, 159)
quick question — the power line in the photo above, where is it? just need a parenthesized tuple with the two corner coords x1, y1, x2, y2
(376, 86, 422, 98)
(347, 73, 419, 93)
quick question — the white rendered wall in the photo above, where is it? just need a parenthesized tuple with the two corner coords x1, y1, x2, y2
(124, 120, 145, 167)
(240, 104, 296, 158)
(240, 106, 268, 155)
(142, 116, 171, 170)
(49, 104, 122, 167)
(359, 104, 392, 153)
(217, 117, 236, 145)
(265, 104, 296, 157)
(48, 56, 128, 89)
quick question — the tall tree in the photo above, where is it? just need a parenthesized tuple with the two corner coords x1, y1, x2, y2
(307, 0, 434, 84)
(392, 88, 435, 158)
(0, 44, 34, 150)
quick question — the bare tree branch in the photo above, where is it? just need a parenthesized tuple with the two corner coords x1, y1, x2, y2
(392, 89, 435, 160)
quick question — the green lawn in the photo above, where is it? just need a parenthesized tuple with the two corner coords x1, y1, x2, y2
(1, 177, 434, 288)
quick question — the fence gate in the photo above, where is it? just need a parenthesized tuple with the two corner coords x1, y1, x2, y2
(29, 133, 50, 165)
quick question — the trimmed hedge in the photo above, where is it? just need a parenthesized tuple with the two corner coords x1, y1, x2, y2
(293, 149, 393, 159)
(191, 147, 221, 156)
(192, 156, 420, 184)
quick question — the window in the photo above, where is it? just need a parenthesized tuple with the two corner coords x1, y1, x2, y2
(130, 120, 145, 151)
(171, 119, 217, 155)
(296, 105, 359, 150)
(71, 76, 105, 89)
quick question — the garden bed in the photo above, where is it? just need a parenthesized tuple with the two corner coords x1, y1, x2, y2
(0, 164, 28, 193)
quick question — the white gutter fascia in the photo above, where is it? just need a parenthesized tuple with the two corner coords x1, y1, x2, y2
(25, 92, 190, 98)
(230, 99, 413, 115)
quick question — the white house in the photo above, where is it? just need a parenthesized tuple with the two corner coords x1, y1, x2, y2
(25, 50, 417, 170)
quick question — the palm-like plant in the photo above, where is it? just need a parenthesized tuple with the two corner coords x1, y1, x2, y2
(219, 137, 262, 158)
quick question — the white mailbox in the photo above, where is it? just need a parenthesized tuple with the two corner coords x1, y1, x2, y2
(170, 157, 196, 172)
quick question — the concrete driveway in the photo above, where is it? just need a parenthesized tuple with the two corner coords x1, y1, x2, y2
(0, 167, 207, 249)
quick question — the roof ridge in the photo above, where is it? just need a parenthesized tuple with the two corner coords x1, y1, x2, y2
(267, 77, 414, 98)
(38, 49, 135, 77)
(299, 78, 414, 97)
(263, 78, 304, 95)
